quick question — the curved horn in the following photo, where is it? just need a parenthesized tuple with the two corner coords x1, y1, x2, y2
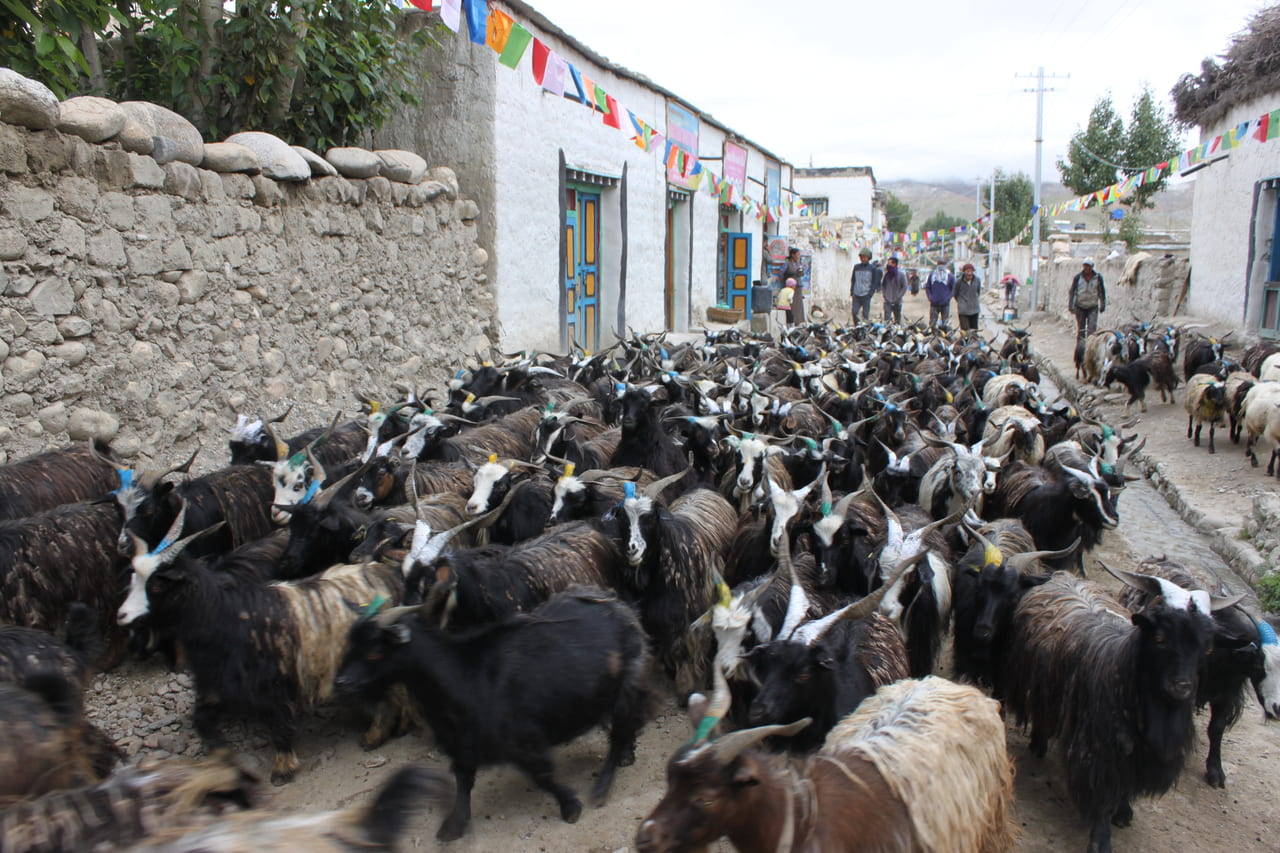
(312, 458, 375, 510)
(140, 447, 199, 491)
(793, 555, 918, 645)
(706, 718, 813, 764)
(1096, 559, 1163, 596)
(305, 445, 327, 492)
(1006, 538, 1081, 573)
(965, 524, 1004, 570)
(266, 403, 294, 424)
(265, 423, 290, 461)
(643, 458, 693, 500)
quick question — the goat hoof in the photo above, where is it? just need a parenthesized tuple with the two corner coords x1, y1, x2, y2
(437, 816, 468, 842)
(269, 768, 295, 786)
(1205, 768, 1226, 788)
(1111, 802, 1133, 827)
(560, 797, 583, 824)
(619, 747, 636, 767)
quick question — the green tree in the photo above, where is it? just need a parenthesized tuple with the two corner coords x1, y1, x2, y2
(1120, 84, 1180, 212)
(1, 1, 437, 151)
(884, 192, 912, 233)
(920, 210, 967, 232)
(1057, 94, 1124, 196)
(982, 170, 1035, 244)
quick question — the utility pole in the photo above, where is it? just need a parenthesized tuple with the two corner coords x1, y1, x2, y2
(989, 170, 996, 291)
(1016, 67, 1068, 311)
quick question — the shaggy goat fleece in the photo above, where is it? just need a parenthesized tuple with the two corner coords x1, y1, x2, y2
(824, 676, 1017, 853)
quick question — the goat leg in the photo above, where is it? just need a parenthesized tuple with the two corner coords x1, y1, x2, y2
(1187, 414, 1194, 440)
(517, 753, 582, 824)
(438, 764, 476, 841)
(1205, 697, 1231, 787)
(1208, 424, 1217, 454)
(1087, 818, 1114, 853)
(268, 711, 300, 785)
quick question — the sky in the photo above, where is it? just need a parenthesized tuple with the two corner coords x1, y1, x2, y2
(522, 0, 1270, 184)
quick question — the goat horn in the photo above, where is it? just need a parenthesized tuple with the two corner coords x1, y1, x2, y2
(1006, 538, 1081, 572)
(965, 524, 1004, 569)
(1210, 592, 1248, 611)
(266, 402, 294, 424)
(705, 718, 813, 764)
(312, 458, 374, 510)
(139, 447, 200, 491)
(794, 555, 917, 645)
(265, 423, 290, 461)
(1096, 559, 1164, 596)
(643, 458, 693, 500)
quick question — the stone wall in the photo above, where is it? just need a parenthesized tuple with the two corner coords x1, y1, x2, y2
(1033, 245, 1190, 326)
(0, 122, 492, 466)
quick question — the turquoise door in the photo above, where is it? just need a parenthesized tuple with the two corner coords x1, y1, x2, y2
(725, 232, 752, 314)
(565, 188, 601, 351)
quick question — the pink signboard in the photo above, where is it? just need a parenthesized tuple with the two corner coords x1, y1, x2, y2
(724, 142, 747, 193)
(666, 102, 699, 190)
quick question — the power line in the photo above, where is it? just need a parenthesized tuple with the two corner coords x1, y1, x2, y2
(1071, 139, 1148, 172)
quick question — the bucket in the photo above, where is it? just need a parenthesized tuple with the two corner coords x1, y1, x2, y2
(1002, 307, 1018, 323)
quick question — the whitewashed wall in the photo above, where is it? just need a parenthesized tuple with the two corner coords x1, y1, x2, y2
(1188, 95, 1280, 330)
(792, 173, 875, 221)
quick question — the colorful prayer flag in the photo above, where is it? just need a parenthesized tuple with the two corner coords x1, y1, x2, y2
(567, 64, 588, 104)
(498, 23, 533, 68)
(485, 7, 513, 52)
(530, 38, 550, 84)
(542, 51, 567, 95)
(407, 0, 433, 11)
(439, 0, 461, 30)
(1254, 109, 1280, 143)
(463, 0, 487, 44)
(602, 94, 622, 129)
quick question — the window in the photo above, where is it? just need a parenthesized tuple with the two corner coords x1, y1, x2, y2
(803, 197, 828, 217)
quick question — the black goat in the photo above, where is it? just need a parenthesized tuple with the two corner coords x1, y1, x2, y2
(1116, 556, 1278, 787)
(336, 588, 650, 841)
(985, 459, 1118, 572)
(0, 501, 126, 666)
(1183, 333, 1230, 381)
(1005, 568, 1222, 853)
(0, 441, 120, 522)
(610, 387, 687, 477)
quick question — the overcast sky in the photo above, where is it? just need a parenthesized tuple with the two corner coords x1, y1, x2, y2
(522, 0, 1269, 184)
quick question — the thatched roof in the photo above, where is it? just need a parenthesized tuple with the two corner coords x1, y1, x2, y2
(1170, 3, 1280, 129)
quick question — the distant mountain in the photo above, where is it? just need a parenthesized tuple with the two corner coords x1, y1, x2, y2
(882, 178, 1193, 234)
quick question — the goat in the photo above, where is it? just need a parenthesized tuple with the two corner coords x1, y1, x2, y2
(951, 522, 1077, 694)
(1005, 567, 1229, 853)
(1241, 341, 1280, 375)
(981, 405, 1045, 465)
(1116, 556, 1280, 787)
(0, 602, 99, 689)
(1225, 370, 1257, 444)
(1184, 332, 1230, 380)
(635, 675, 1016, 853)
(227, 404, 368, 467)
(742, 529, 910, 752)
(130, 764, 450, 852)
(464, 456, 553, 543)
(809, 481, 884, 594)
(611, 386, 688, 477)
(985, 460, 1118, 573)
(615, 468, 737, 694)
(1241, 380, 1280, 475)
(1184, 373, 1228, 453)
(336, 588, 650, 841)
(114, 457, 274, 556)
(981, 372, 1035, 409)
(116, 523, 411, 784)
(917, 435, 1000, 521)
(0, 500, 126, 666)
(1082, 330, 1125, 386)
(547, 464, 659, 525)
(0, 441, 120, 522)
(1102, 359, 1160, 415)
(0, 756, 258, 853)
(0, 671, 121, 799)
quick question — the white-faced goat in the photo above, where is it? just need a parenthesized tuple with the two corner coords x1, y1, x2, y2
(635, 675, 1016, 853)
(335, 588, 650, 842)
(616, 468, 737, 694)
(916, 434, 1002, 522)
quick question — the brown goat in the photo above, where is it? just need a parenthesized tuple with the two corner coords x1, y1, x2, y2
(636, 676, 1016, 853)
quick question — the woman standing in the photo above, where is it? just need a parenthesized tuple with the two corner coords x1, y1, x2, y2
(954, 262, 981, 332)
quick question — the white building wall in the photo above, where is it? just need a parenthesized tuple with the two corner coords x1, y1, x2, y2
(792, 174, 875, 221)
(1188, 94, 1280, 330)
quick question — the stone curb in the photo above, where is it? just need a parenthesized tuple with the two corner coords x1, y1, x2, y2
(1030, 336, 1267, 592)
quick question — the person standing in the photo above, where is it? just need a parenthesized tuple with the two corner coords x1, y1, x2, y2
(850, 248, 880, 322)
(776, 247, 806, 325)
(880, 254, 908, 324)
(954, 262, 981, 332)
(1067, 258, 1105, 341)
(924, 261, 955, 327)
(775, 278, 796, 326)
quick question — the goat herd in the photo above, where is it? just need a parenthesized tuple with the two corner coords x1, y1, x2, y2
(1, 320, 1278, 853)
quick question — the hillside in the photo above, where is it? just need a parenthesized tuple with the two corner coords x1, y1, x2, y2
(883, 178, 1193, 234)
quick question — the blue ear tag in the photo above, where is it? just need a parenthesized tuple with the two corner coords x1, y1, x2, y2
(624, 482, 636, 500)
(691, 714, 718, 744)
(301, 479, 322, 504)
(1101, 425, 1115, 440)
(615, 382, 626, 394)
(1099, 462, 1115, 475)
(821, 500, 832, 517)
(1257, 619, 1278, 647)
(455, 369, 465, 379)
(743, 432, 755, 441)
(112, 468, 134, 495)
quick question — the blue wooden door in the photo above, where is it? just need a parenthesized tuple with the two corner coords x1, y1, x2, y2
(726, 232, 752, 314)
(565, 189, 601, 351)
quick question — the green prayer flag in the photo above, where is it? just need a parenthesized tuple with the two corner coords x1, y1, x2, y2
(498, 23, 533, 68)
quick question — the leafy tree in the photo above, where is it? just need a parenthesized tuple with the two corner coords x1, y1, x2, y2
(1057, 94, 1124, 196)
(884, 192, 912, 233)
(1120, 84, 1179, 212)
(0, 0, 117, 97)
(1, 1, 437, 151)
(982, 169, 1035, 244)
(920, 210, 967, 232)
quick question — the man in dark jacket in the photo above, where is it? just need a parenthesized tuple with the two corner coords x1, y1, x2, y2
(881, 255, 908, 324)
(1067, 257, 1106, 341)
(850, 248, 881, 322)
(924, 261, 955, 327)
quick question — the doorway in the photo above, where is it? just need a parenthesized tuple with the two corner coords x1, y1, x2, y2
(564, 187, 601, 351)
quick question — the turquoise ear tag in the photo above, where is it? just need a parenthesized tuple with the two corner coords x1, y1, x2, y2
(821, 501, 832, 517)
(624, 482, 636, 500)
(301, 479, 322, 504)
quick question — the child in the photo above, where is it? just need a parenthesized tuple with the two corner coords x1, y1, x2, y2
(776, 278, 797, 325)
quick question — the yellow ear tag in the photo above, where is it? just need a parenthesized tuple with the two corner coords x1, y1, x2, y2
(984, 544, 1003, 567)
(465, 392, 475, 403)
(945, 391, 953, 404)
(561, 462, 576, 480)
(369, 400, 381, 414)
(488, 453, 497, 464)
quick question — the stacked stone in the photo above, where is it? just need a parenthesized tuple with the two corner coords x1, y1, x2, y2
(0, 68, 494, 467)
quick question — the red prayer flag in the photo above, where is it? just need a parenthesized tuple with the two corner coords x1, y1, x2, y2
(603, 95, 622, 129)
(408, 0, 433, 10)
(531, 38, 550, 85)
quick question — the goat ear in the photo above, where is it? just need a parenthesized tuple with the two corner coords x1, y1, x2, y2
(1019, 573, 1052, 589)
(388, 623, 412, 645)
(731, 761, 761, 788)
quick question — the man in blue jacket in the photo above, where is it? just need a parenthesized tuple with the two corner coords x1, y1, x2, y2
(924, 260, 955, 327)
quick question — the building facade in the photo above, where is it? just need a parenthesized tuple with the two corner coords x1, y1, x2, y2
(375, 2, 795, 353)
